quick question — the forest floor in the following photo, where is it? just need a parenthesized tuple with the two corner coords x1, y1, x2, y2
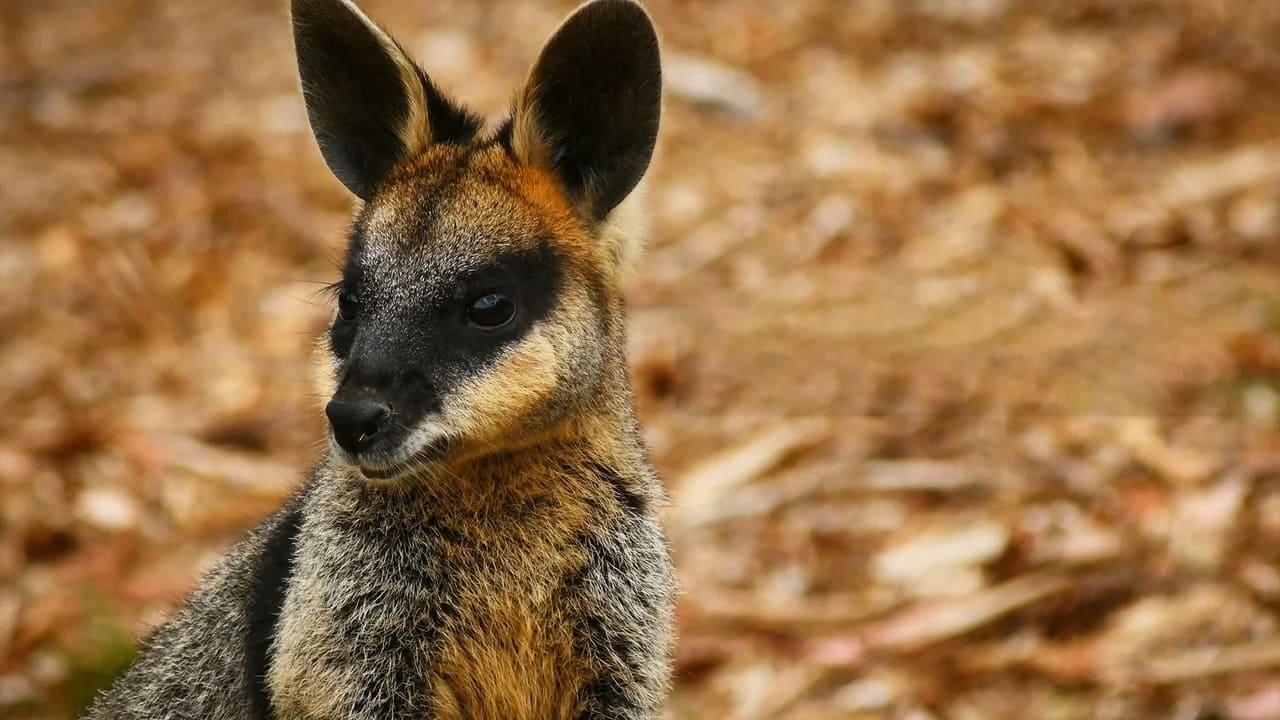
(5, 1, 1280, 718)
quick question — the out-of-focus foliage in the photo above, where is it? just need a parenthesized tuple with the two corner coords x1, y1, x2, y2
(4, 1, 1280, 717)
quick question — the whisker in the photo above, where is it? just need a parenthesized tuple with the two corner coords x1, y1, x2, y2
(285, 294, 336, 312)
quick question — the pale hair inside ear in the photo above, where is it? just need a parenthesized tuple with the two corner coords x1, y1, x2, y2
(598, 179, 650, 282)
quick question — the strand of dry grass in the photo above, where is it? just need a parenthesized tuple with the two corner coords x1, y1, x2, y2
(688, 572, 1073, 666)
(668, 422, 826, 528)
(684, 590, 893, 634)
(675, 458, 983, 528)
(1136, 639, 1280, 684)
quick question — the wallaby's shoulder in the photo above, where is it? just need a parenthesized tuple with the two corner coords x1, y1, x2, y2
(83, 481, 312, 719)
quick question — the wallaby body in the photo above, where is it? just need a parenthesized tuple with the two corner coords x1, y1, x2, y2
(85, 1, 674, 718)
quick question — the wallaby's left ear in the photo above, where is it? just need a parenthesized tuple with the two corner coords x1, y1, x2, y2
(512, 0, 662, 224)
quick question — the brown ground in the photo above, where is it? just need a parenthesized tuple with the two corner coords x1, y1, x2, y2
(5, 1, 1280, 718)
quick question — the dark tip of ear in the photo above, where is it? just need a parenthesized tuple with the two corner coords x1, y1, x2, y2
(523, 0, 662, 220)
(292, 0, 412, 199)
(292, 0, 483, 199)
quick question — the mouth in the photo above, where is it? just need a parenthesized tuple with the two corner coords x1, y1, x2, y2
(349, 435, 451, 481)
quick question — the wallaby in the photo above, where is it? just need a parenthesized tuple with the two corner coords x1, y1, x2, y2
(83, 0, 674, 717)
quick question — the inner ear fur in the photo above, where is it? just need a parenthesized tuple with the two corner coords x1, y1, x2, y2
(512, 0, 662, 224)
(292, 0, 481, 200)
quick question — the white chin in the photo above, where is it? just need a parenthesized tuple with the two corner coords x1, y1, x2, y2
(332, 432, 451, 482)
(356, 464, 408, 482)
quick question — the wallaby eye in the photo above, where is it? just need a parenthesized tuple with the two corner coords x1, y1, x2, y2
(466, 291, 516, 329)
(337, 290, 360, 322)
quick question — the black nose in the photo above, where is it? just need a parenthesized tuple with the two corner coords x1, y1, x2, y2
(325, 398, 390, 454)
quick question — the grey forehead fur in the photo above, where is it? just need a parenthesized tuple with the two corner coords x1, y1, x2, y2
(352, 177, 550, 308)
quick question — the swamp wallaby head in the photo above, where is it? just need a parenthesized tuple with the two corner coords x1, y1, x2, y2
(293, 0, 661, 481)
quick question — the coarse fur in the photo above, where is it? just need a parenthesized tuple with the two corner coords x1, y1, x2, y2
(83, 1, 674, 718)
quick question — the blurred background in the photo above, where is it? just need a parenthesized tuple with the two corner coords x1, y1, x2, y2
(4, 0, 1280, 717)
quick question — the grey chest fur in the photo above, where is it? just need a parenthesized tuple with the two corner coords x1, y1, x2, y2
(266, 476, 588, 719)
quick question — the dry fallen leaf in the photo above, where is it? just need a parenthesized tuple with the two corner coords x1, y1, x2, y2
(664, 51, 766, 120)
(864, 573, 1071, 653)
(872, 520, 1008, 597)
(670, 422, 823, 528)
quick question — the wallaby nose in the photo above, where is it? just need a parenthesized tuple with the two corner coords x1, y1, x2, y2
(325, 398, 390, 454)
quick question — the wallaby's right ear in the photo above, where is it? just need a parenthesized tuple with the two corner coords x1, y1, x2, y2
(291, 0, 481, 200)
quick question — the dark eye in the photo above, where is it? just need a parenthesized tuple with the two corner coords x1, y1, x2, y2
(466, 291, 516, 329)
(337, 290, 360, 322)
